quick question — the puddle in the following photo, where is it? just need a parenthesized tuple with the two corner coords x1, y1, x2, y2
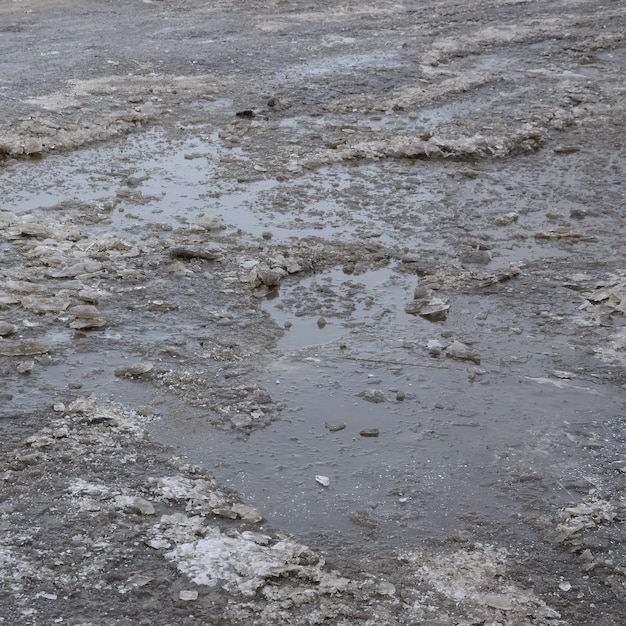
(0, 129, 273, 238)
(3, 125, 623, 550)
(266, 266, 408, 348)
(146, 261, 625, 546)
(153, 309, 624, 544)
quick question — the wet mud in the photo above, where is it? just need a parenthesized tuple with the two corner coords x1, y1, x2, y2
(1, 0, 625, 624)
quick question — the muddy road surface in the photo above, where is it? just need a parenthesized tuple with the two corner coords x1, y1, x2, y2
(1, 0, 625, 624)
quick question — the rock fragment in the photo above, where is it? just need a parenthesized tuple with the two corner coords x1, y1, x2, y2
(315, 475, 330, 487)
(0, 340, 51, 356)
(115, 362, 154, 378)
(534, 229, 595, 242)
(169, 247, 222, 261)
(406, 297, 450, 322)
(362, 389, 385, 403)
(16, 360, 34, 374)
(196, 213, 226, 231)
(459, 245, 492, 265)
(492, 211, 519, 226)
(47, 260, 103, 278)
(22, 295, 71, 313)
(0, 321, 17, 337)
(17, 223, 52, 238)
(67, 304, 106, 329)
(125, 574, 153, 589)
(426, 339, 443, 357)
(360, 428, 380, 437)
(446, 340, 481, 364)
(231, 503, 264, 523)
(249, 267, 284, 287)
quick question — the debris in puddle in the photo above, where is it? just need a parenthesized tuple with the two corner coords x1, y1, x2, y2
(249, 266, 284, 288)
(67, 304, 107, 329)
(405, 297, 450, 322)
(315, 475, 330, 487)
(235, 109, 255, 119)
(492, 211, 519, 226)
(169, 247, 223, 261)
(0, 340, 51, 356)
(459, 245, 492, 266)
(359, 428, 380, 437)
(534, 229, 595, 242)
(123, 573, 153, 590)
(467, 365, 486, 383)
(324, 421, 347, 432)
(348, 509, 379, 532)
(47, 259, 104, 279)
(445, 340, 481, 364)
(426, 338, 444, 357)
(480, 266, 522, 287)
(360, 389, 385, 403)
(231, 503, 264, 522)
(195, 213, 226, 231)
(114, 361, 154, 378)
(16, 360, 34, 374)
(551, 370, 575, 380)
(553, 145, 581, 154)
(113, 495, 156, 515)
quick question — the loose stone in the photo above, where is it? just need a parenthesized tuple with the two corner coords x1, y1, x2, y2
(360, 428, 380, 437)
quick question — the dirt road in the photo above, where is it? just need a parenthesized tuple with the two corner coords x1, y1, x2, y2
(1, 0, 625, 623)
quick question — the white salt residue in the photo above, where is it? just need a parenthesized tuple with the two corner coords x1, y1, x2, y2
(68, 478, 111, 497)
(556, 492, 624, 541)
(400, 543, 563, 622)
(166, 528, 313, 595)
(414, 543, 508, 603)
(155, 476, 195, 500)
(154, 513, 349, 597)
(150, 476, 227, 512)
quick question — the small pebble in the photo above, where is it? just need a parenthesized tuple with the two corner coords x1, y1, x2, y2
(360, 428, 380, 437)
(16, 360, 34, 374)
(325, 421, 347, 432)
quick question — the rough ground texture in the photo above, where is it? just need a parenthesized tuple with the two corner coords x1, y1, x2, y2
(1, 0, 625, 624)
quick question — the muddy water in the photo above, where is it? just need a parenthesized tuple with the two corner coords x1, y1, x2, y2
(5, 125, 623, 541)
(4, 126, 624, 555)
(154, 264, 625, 546)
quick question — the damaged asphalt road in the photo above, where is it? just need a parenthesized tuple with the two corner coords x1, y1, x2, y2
(1, 0, 625, 624)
